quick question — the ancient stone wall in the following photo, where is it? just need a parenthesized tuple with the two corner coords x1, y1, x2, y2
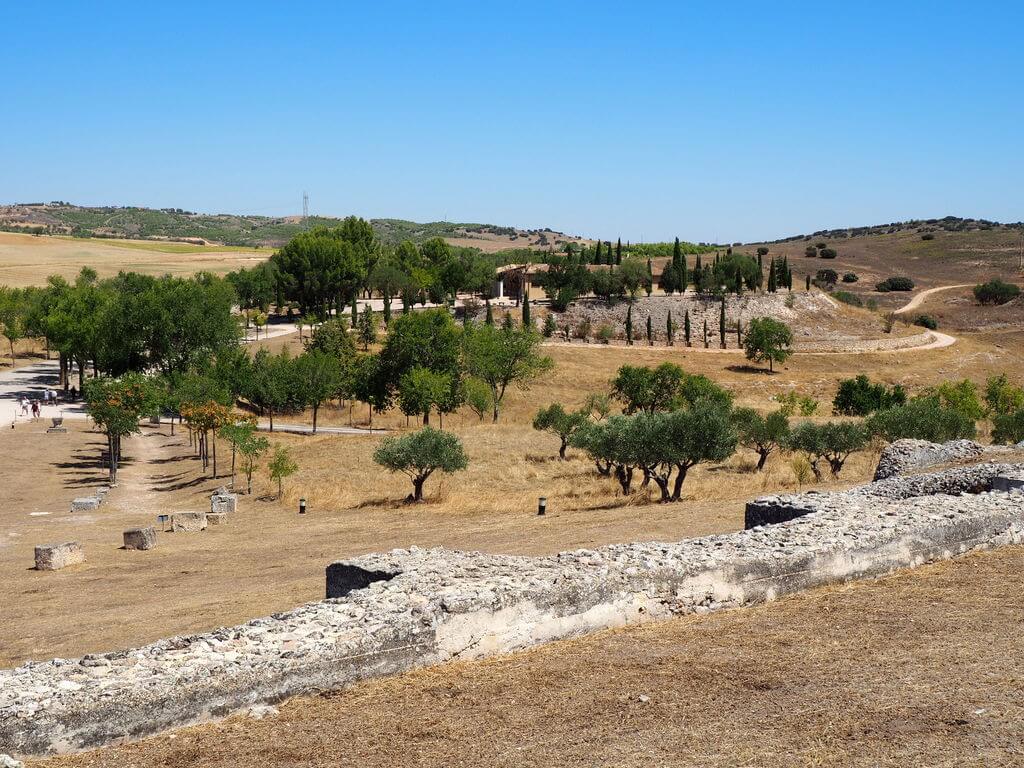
(2, 464, 1022, 757)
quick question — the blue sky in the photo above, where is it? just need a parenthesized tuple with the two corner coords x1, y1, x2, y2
(4, 1, 1022, 243)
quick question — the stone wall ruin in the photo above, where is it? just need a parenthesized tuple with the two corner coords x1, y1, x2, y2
(2, 462, 1022, 757)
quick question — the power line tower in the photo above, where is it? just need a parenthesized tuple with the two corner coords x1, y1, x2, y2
(302, 191, 309, 221)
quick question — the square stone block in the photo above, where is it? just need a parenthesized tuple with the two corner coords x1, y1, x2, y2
(71, 497, 100, 513)
(206, 512, 228, 526)
(211, 493, 237, 514)
(123, 526, 157, 550)
(35, 541, 86, 571)
(171, 512, 207, 532)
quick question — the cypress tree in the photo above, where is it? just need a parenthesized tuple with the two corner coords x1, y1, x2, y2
(646, 259, 653, 296)
(768, 259, 777, 293)
(786, 268, 793, 291)
(594, 240, 602, 265)
(616, 238, 622, 265)
(680, 254, 688, 293)
(351, 295, 358, 326)
(757, 251, 763, 274)
(806, 274, 812, 291)
(667, 310, 674, 346)
(719, 298, 726, 349)
(383, 294, 392, 326)
(485, 298, 493, 325)
(625, 304, 634, 345)
(614, 241, 621, 265)
(684, 310, 691, 346)
(703, 318, 709, 348)
(522, 296, 531, 329)
(735, 264, 743, 296)
(646, 314, 653, 345)
(672, 237, 682, 271)
(502, 311, 514, 330)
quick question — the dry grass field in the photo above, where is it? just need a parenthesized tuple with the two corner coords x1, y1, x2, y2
(32, 544, 1024, 768)
(0, 232, 266, 287)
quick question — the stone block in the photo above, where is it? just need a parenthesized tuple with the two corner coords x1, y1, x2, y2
(70, 497, 100, 513)
(171, 512, 207, 532)
(123, 527, 157, 550)
(34, 541, 85, 571)
(210, 493, 237, 514)
(206, 512, 227, 526)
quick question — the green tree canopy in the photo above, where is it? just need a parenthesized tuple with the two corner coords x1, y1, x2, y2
(373, 427, 468, 501)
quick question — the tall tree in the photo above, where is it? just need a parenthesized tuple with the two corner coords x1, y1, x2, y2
(463, 324, 552, 422)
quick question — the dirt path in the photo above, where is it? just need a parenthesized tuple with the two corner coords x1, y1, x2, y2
(893, 283, 973, 314)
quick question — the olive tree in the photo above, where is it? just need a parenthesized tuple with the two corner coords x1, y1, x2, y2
(786, 421, 868, 481)
(373, 427, 469, 502)
(731, 408, 790, 470)
(532, 403, 589, 459)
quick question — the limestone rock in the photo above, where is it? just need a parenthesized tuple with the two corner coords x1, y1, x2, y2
(70, 497, 100, 513)
(874, 439, 985, 481)
(206, 513, 228, 526)
(34, 541, 85, 571)
(171, 512, 207, 532)
(210, 492, 237, 514)
(123, 527, 157, 550)
(1, 754, 25, 768)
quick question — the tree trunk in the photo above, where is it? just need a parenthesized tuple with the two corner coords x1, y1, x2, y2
(269, 410, 274, 432)
(810, 459, 823, 482)
(615, 465, 633, 495)
(422, 410, 429, 426)
(653, 473, 672, 502)
(312, 404, 319, 433)
(756, 450, 769, 471)
(412, 474, 428, 501)
(671, 463, 691, 501)
(212, 435, 218, 478)
(558, 439, 567, 460)
(230, 444, 237, 488)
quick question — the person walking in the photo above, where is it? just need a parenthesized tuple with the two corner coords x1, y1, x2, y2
(31, 400, 40, 419)
(19, 398, 29, 417)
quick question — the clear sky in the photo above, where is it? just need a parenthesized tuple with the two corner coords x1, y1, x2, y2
(4, 1, 1022, 243)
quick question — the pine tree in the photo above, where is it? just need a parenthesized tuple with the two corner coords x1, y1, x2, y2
(667, 310, 674, 346)
(646, 314, 653, 345)
(719, 298, 726, 349)
(684, 309, 691, 346)
(485, 299, 493, 325)
(625, 304, 634, 345)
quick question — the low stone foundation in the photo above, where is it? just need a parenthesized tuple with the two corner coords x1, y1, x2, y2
(33, 542, 85, 571)
(123, 527, 156, 551)
(2, 463, 1023, 757)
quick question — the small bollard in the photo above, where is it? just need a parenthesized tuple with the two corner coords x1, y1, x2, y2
(299, 498, 307, 515)
(537, 497, 547, 516)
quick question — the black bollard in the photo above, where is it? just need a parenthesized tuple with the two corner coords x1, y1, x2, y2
(299, 498, 307, 515)
(537, 497, 547, 516)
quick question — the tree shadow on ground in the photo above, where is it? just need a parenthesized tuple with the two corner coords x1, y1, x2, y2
(725, 364, 775, 375)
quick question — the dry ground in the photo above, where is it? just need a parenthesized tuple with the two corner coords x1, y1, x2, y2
(32, 544, 1024, 768)
(0, 232, 267, 287)
(4, 325, 1024, 666)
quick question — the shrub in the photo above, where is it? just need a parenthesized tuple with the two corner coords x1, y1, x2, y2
(913, 314, 938, 330)
(574, 318, 592, 340)
(991, 410, 1024, 444)
(816, 269, 838, 285)
(973, 279, 1020, 306)
(921, 233, 935, 240)
(732, 408, 790, 470)
(984, 374, 1024, 416)
(819, 247, 837, 259)
(373, 427, 468, 501)
(832, 291, 863, 307)
(833, 374, 906, 416)
(776, 391, 818, 417)
(842, 272, 858, 283)
(875, 276, 915, 292)
(596, 323, 615, 344)
(866, 398, 977, 443)
(922, 379, 985, 420)
(542, 313, 557, 338)
(804, 246, 818, 258)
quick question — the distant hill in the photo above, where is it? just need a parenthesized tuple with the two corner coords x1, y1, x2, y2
(761, 216, 1023, 245)
(0, 202, 589, 251)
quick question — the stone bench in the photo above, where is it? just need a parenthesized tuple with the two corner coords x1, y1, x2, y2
(123, 527, 157, 551)
(34, 542, 85, 571)
(170, 512, 207, 532)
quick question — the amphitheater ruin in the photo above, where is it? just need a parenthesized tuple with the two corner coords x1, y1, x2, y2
(1, 448, 1022, 758)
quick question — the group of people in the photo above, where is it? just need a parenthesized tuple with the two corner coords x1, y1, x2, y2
(18, 388, 59, 420)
